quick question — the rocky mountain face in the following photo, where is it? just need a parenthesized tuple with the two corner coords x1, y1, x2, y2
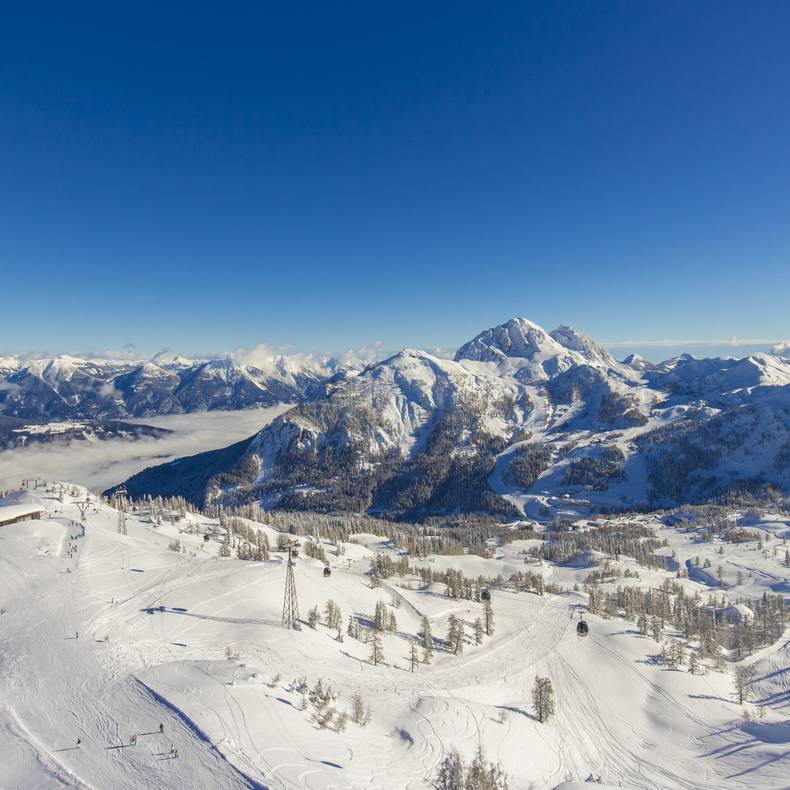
(119, 317, 790, 519)
(0, 354, 341, 420)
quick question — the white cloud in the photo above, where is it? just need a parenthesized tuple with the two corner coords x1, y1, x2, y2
(232, 340, 387, 373)
(605, 337, 781, 348)
(335, 341, 385, 367)
(772, 340, 790, 358)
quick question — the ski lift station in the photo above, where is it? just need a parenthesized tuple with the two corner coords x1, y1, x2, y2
(0, 504, 46, 528)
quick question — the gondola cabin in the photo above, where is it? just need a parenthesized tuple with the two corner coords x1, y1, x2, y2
(480, 588, 491, 602)
(323, 566, 331, 577)
(577, 620, 589, 637)
(290, 548, 299, 559)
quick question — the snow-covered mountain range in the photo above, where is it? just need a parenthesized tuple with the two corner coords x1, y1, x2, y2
(0, 352, 345, 419)
(118, 317, 790, 516)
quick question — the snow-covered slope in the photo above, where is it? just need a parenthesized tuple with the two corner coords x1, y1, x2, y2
(2, 485, 788, 789)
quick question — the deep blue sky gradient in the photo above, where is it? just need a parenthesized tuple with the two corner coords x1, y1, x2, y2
(2, 2, 789, 358)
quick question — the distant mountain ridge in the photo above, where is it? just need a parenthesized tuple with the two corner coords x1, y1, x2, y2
(117, 317, 790, 519)
(0, 353, 348, 420)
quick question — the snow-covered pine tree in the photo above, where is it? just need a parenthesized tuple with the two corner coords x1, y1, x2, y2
(734, 664, 754, 705)
(369, 633, 384, 666)
(484, 599, 495, 637)
(433, 748, 464, 790)
(422, 615, 434, 663)
(532, 676, 555, 723)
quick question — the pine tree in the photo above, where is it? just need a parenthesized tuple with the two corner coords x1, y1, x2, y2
(421, 615, 434, 662)
(453, 620, 465, 655)
(474, 617, 484, 645)
(466, 744, 509, 789)
(689, 650, 701, 675)
(308, 606, 320, 629)
(351, 691, 367, 725)
(370, 633, 384, 666)
(324, 600, 342, 629)
(433, 748, 464, 790)
(484, 600, 495, 637)
(532, 676, 555, 723)
(374, 601, 387, 632)
(447, 615, 458, 650)
(734, 664, 754, 705)
(410, 642, 419, 672)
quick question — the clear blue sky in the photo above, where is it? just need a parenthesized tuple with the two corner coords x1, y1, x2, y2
(2, 2, 789, 359)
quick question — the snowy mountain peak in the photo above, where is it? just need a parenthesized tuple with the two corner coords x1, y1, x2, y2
(29, 355, 90, 382)
(455, 317, 566, 364)
(622, 353, 655, 371)
(549, 325, 615, 367)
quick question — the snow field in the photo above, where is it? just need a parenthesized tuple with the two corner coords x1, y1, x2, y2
(0, 485, 789, 788)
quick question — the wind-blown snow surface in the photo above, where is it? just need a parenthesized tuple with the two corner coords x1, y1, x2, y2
(2, 487, 789, 788)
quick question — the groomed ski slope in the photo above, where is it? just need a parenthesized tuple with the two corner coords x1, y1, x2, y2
(1, 486, 789, 789)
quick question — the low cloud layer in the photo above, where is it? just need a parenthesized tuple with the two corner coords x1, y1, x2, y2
(0, 406, 289, 492)
(606, 336, 781, 349)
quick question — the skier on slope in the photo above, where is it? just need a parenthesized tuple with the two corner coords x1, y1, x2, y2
(159, 723, 164, 733)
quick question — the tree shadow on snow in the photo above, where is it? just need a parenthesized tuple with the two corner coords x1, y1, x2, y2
(496, 704, 537, 722)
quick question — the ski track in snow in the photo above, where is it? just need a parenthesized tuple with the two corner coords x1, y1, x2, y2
(2, 488, 790, 789)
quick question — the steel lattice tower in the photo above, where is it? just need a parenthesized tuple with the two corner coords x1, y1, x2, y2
(281, 548, 300, 629)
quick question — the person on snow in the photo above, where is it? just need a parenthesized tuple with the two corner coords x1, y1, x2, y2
(159, 723, 164, 733)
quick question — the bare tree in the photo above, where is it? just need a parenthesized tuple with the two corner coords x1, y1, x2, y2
(734, 664, 755, 705)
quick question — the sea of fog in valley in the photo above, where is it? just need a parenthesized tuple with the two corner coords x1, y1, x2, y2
(0, 406, 289, 491)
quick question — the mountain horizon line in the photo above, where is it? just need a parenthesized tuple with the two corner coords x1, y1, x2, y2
(2, 315, 788, 367)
